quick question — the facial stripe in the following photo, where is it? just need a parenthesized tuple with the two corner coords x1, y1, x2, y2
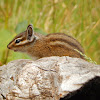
(15, 37, 23, 41)
(14, 37, 36, 47)
(15, 40, 28, 45)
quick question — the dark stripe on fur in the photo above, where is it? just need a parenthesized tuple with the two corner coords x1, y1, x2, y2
(48, 38, 84, 53)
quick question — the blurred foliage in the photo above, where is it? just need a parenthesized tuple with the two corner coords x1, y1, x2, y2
(0, 0, 100, 65)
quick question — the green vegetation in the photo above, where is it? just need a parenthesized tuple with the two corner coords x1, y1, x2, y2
(0, 0, 100, 65)
(75, 49, 97, 64)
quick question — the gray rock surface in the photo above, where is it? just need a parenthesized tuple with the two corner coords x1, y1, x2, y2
(0, 56, 100, 100)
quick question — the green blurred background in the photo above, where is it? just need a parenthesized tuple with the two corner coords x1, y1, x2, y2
(0, 0, 100, 65)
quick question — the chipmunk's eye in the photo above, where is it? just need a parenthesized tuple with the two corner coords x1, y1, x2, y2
(15, 39, 21, 43)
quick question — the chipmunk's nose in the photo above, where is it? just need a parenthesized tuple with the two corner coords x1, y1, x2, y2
(7, 44, 11, 49)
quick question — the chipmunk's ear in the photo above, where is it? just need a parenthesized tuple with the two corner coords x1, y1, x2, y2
(27, 24, 34, 41)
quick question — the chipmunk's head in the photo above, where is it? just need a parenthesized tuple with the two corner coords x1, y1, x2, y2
(7, 24, 36, 52)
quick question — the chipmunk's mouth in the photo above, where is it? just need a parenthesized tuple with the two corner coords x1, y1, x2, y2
(14, 50, 18, 52)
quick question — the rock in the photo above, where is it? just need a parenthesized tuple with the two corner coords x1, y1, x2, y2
(0, 56, 100, 100)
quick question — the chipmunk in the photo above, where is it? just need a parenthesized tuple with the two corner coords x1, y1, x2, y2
(7, 24, 84, 60)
